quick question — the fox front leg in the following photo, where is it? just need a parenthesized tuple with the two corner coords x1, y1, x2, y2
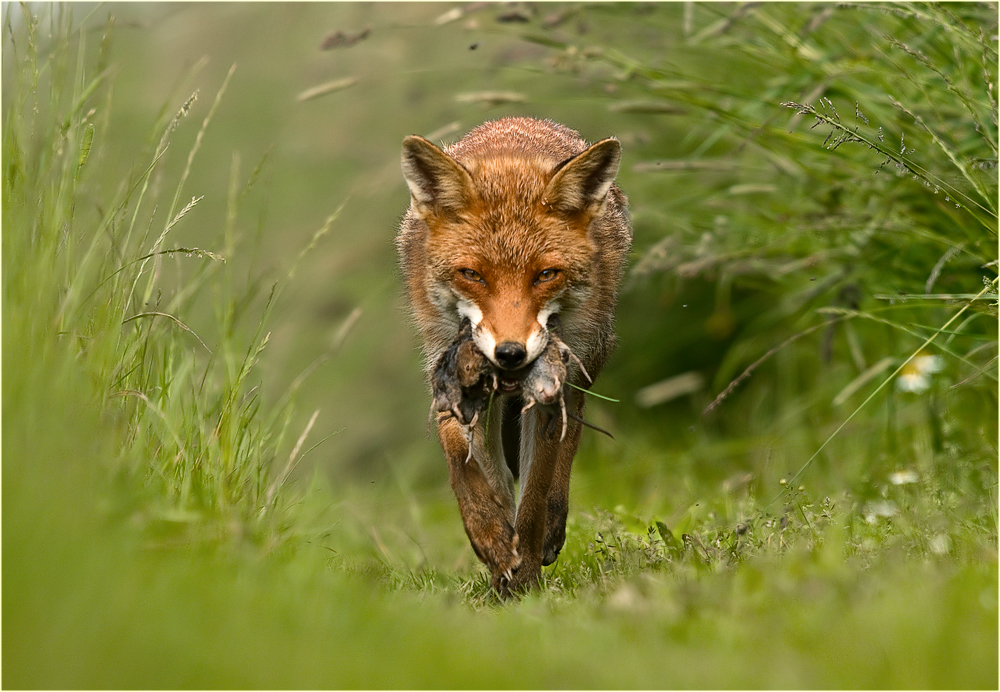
(499, 394, 578, 594)
(540, 387, 587, 567)
(437, 414, 520, 593)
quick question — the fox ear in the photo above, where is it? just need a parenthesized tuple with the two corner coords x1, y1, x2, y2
(401, 136, 475, 219)
(543, 138, 621, 216)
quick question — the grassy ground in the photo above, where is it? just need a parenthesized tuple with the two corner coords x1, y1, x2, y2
(4, 3, 997, 688)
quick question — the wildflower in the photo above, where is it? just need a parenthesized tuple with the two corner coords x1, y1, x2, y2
(928, 534, 952, 555)
(864, 500, 898, 523)
(896, 353, 943, 393)
(889, 469, 919, 485)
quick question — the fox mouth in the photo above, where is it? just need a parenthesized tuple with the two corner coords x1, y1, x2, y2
(498, 375, 521, 393)
(496, 359, 541, 393)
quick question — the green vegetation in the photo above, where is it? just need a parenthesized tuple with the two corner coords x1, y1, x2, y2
(4, 3, 996, 688)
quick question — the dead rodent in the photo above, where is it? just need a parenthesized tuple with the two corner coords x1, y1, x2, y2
(431, 317, 497, 428)
(520, 314, 591, 441)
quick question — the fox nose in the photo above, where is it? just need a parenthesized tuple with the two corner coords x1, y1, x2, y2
(494, 341, 527, 370)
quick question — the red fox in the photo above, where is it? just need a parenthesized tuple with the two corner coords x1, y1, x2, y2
(397, 117, 631, 596)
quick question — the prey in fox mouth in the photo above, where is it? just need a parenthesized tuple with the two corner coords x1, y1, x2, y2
(431, 318, 496, 428)
(431, 314, 591, 453)
(517, 314, 592, 442)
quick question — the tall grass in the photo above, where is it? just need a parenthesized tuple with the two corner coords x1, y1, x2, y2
(3, 4, 322, 554)
(3, 4, 997, 689)
(495, 2, 998, 504)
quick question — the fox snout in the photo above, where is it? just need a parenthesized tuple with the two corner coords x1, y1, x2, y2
(469, 313, 552, 374)
(494, 341, 528, 370)
(455, 293, 555, 373)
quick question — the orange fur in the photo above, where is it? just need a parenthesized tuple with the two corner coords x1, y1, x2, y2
(397, 117, 631, 596)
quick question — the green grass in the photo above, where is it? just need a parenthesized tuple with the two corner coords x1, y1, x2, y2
(4, 3, 997, 689)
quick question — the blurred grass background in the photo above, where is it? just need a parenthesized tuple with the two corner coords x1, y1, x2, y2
(3, 2, 997, 688)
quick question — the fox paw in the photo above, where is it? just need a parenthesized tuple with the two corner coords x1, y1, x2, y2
(542, 536, 564, 567)
(497, 556, 541, 597)
(481, 532, 521, 597)
(542, 498, 568, 566)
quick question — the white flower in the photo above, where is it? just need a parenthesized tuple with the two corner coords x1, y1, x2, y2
(864, 500, 898, 523)
(889, 469, 919, 485)
(896, 353, 944, 393)
(929, 534, 952, 555)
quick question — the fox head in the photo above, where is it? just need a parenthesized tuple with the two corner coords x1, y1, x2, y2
(401, 131, 621, 372)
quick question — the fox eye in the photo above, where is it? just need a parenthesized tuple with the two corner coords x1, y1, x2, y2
(535, 268, 560, 284)
(458, 268, 484, 284)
